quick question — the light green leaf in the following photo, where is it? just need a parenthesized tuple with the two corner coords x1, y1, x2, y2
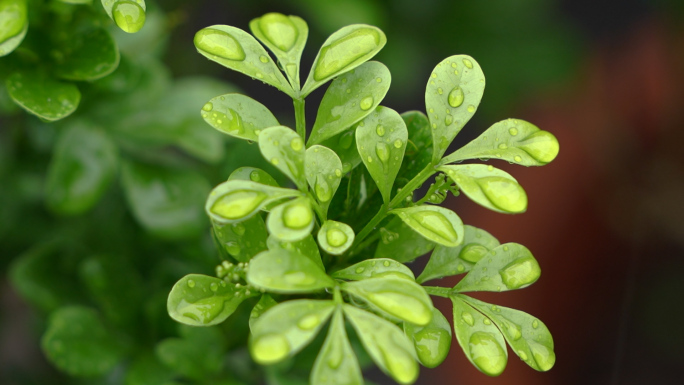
(267, 197, 314, 242)
(308, 61, 391, 145)
(259, 126, 307, 190)
(0, 0, 27, 57)
(450, 296, 508, 376)
(267, 234, 324, 270)
(460, 296, 555, 372)
(102, 0, 146, 34)
(343, 305, 418, 384)
(302, 24, 386, 97)
(55, 28, 120, 81)
(250, 299, 335, 364)
(206, 179, 301, 224)
(229, 166, 280, 187)
(356, 106, 408, 204)
(320, 130, 361, 175)
(404, 307, 452, 368)
(454, 243, 541, 293)
(201, 93, 279, 142)
(42, 306, 124, 376)
(246, 249, 335, 293)
(249, 294, 278, 332)
(317, 220, 354, 255)
(390, 205, 464, 247)
(341, 276, 433, 325)
(45, 122, 118, 215)
(167, 274, 255, 326)
(249, 13, 308, 89)
(425, 55, 485, 162)
(439, 164, 528, 214)
(6, 71, 80, 121)
(441, 118, 560, 166)
(212, 215, 268, 262)
(194, 25, 294, 97)
(332, 258, 414, 281)
(374, 217, 436, 263)
(417, 225, 500, 283)
(305, 145, 343, 215)
(311, 308, 363, 385)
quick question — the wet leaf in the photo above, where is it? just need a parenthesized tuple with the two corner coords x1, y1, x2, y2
(55, 28, 120, 81)
(229, 166, 280, 187)
(305, 145, 343, 215)
(267, 197, 314, 242)
(201, 93, 279, 142)
(374, 217, 436, 263)
(206, 179, 301, 224)
(246, 249, 335, 293)
(399, 111, 433, 181)
(317, 220, 354, 255)
(0, 0, 27, 57)
(267, 234, 324, 270)
(404, 307, 452, 368)
(311, 308, 363, 385)
(102, 0, 147, 34)
(320, 130, 361, 176)
(249, 294, 278, 331)
(259, 126, 307, 190)
(332, 258, 414, 281)
(390, 205, 464, 247)
(212, 215, 268, 263)
(6, 71, 80, 121)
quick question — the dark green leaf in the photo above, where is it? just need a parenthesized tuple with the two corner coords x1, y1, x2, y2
(55, 28, 120, 81)
(156, 326, 224, 380)
(311, 308, 363, 385)
(404, 307, 452, 368)
(259, 126, 307, 189)
(332, 258, 414, 281)
(374, 217, 435, 263)
(246, 249, 335, 293)
(399, 111, 433, 181)
(201, 93, 279, 142)
(213, 215, 268, 262)
(390, 205, 464, 247)
(6, 71, 80, 121)
(320, 130, 361, 175)
(124, 353, 175, 385)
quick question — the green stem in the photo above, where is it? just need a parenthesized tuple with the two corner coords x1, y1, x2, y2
(307, 192, 326, 223)
(333, 285, 343, 304)
(424, 286, 454, 298)
(294, 98, 306, 140)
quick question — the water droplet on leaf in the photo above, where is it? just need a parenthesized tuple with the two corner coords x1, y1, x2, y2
(448, 87, 464, 108)
(195, 28, 246, 61)
(112, 1, 146, 34)
(500, 256, 541, 289)
(211, 190, 267, 220)
(468, 332, 507, 376)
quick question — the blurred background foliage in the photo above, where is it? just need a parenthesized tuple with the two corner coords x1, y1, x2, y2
(1, 0, 684, 384)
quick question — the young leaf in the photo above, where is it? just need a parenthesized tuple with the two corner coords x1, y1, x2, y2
(6, 71, 80, 121)
(425, 55, 485, 162)
(308, 61, 391, 145)
(267, 197, 314, 242)
(311, 307, 363, 385)
(441, 118, 560, 166)
(246, 249, 335, 293)
(267, 234, 324, 270)
(460, 296, 555, 371)
(305, 145, 343, 215)
(201, 93, 279, 142)
(356, 106, 408, 204)
(212, 215, 268, 263)
(101, 0, 146, 34)
(374, 217, 436, 263)
(302, 24, 387, 96)
(404, 307, 452, 368)
(454, 243, 541, 293)
(259, 126, 307, 190)
(55, 28, 120, 81)
(332, 258, 414, 281)
(206, 179, 301, 224)
(341, 276, 433, 325)
(317, 220, 354, 255)
(194, 25, 294, 97)
(229, 166, 280, 187)
(45, 122, 118, 215)
(450, 296, 508, 376)
(417, 225, 500, 283)
(343, 305, 419, 384)
(249, 294, 278, 331)
(439, 164, 528, 214)
(321, 130, 362, 175)
(249, 13, 308, 89)
(0, 0, 27, 57)
(250, 299, 335, 365)
(390, 205, 464, 247)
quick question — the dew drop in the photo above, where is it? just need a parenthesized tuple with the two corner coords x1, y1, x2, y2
(467, 105, 475, 113)
(500, 257, 541, 289)
(393, 139, 403, 149)
(448, 87, 464, 108)
(202, 102, 213, 112)
(476, 176, 527, 213)
(283, 202, 312, 229)
(258, 13, 298, 52)
(459, 244, 488, 263)
(514, 155, 523, 162)
(226, 242, 241, 257)
(313, 28, 382, 80)
(376, 124, 386, 137)
(375, 142, 391, 173)
(355, 267, 365, 274)
(297, 314, 321, 330)
(383, 260, 391, 267)
(290, 137, 304, 151)
(249, 170, 261, 182)
(462, 58, 473, 68)
(315, 176, 332, 203)
(360, 96, 374, 110)
(211, 190, 267, 220)
(252, 333, 290, 364)
(112, 1, 146, 34)
(414, 327, 451, 368)
(195, 28, 245, 61)
(462, 312, 474, 326)
(187, 279, 196, 288)
(259, 55, 270, 63)
(509, 127, 518, 136)
(468, 332, 507, 376)
(410, 210, 459, 245)
(326, 228, 348, 247)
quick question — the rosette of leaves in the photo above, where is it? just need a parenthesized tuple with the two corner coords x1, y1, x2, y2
(167, 12, 560, 384)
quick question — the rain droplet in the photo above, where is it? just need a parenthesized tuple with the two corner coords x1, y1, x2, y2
(445, 115, 453, 126)
(257, 13, 298, 51)
(437, 87, 443, 95)
(514, 155, 523, 162)
(313, 28, 382, 80)
(462, 312, 474, 326)
(297, 314, 321, 330)
(529, 341, 555, 371)
(376, 124, 386, 137)
(112, 1, 146, 34)
(211, 190, 267, 220)
(249, 171, 260, 182)
(252, 333, 290, 364)
(476, 176, 527, 213)
(509, 127, 518, 136)
(187, 279, 196, 288)
(448, 87, 464, 108)
(202, 102, 213, 112)
(283, 202, 312, 229)
(414, 327, 451, 368)
(315, 176, 332, 203)
(467, 105, 475, 113)
(355, 267, 365, 274)
(290, 137, 304, 151)
(326, 228, 348, 247)
(410, 210, 459, 245)
(459, 244, 488, 263)
(195, 28, 245, 61)
(360, 96, 374, 110)
(500, 256, 541, 289)
(393, 139, 403, 149)
(259, 55, 270, 63)
(226, 242, 241, 257)
(462, 58, 473, 68)
(338, 131, 354, 149)
(383, 260, 391, 267)
(468, 332, 507, 376)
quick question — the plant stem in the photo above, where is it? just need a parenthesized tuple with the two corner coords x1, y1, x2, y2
(307, 191, 326, 223)
(294, 98, 306, 140)
(424, 286, 454, 298)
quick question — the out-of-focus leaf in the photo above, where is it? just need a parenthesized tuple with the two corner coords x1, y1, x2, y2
(311, 308, 363, 385)
(247, 249, 335, 294)
(6, 71, 80, 121)
(55, 28, 120, 81)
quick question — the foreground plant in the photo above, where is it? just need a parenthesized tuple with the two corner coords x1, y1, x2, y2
(167, 12, 560, 384)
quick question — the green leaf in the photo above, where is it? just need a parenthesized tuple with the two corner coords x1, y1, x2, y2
(45, 122, 118, 215)
(250, 299, 335, 365)
(102, 0, 147, 34)
(229, 166, 280, 187)
(0, 0, 27, 57)
(42, 306, 124, 377)
(317, 220, 354, 255)
(249, 13, 308, 89)
(267, 234, 324, 270)
(341, 276, 433, 325)
(441, 118, 560, 166)
(332, 258, 414, 281)
(156, 327, 224, 380)
(267, 198, 314, 242)
(404, 307, 452, 368)
(212, 215, 268, 262)
(390, 205, 464, 247)
(374, 217, 435, 263)
(121, 161, 210, 238)
(167, 274, 255, 327)
(249, 294, 278, 331)
(450, 296, 508, 376)
(356, 106, 408, 203)
(246, 249, 335, 293)
(124, 353, 175, 385)
(206, 179, 301, 224)
(194, 25, 294, 97)
(305, 145, 343, 215)
(320, 130, 361, 175)
(460, 296, 555, 372)
(302, 24, 386, 97)
(308, 61, 391, 145)
(311, 307, 363, 385)
(6, 71, 80, 121)
(55, 28, 120, 81)
(399, 111, 433, 181)
(439, 164, 528, 214)
(343, 305, 418, 384)
(425, 55, 485, 162)
(417, 225, 500, 284)
(259, 126, 307, 190)
(201, 93, 279, 142)
(454, 243, 541, 293)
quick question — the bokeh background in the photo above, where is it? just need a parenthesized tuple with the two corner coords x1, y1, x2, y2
(2, 0, 684, 384)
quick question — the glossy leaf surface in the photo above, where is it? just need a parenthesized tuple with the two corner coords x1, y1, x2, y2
(259, 126, 307, 189)
(230, 166, 279, 187)
(317, 220, 354, 255)
(404, 307, 452, 368)
(249, 294, 278, 331)
(212, 215, 268, 262)
(311, 308, 363, 385)
(206, 179, 301, 224)
(400, 111, 433, 180)
(267, 234, 324, 270)
(332, 258, 414, 281)
(55, 28, 120, 81)
(321, 130, 361, 175)
(101, 0, 146, 33)
(267, 197, 314, 242)
(247, 249, 335, 293)
(0, 0, 27, 57)
(305, 145, 343, 215)
(6, 71, 80, 121)
(201, 93, 279, 142)
(391, 205, 464, 247)
(374, 217, 436, 263)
